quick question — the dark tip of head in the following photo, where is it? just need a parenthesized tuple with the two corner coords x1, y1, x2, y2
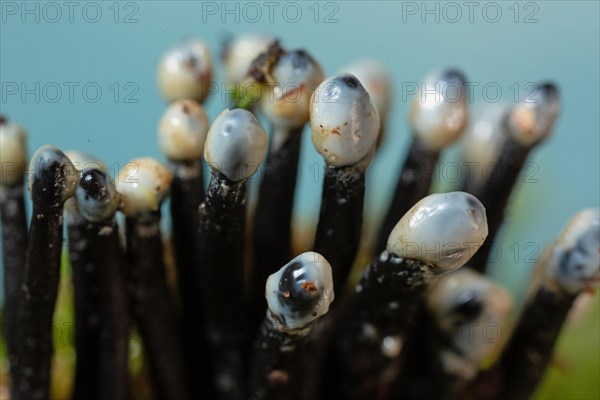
(290, 49, 314, 71)
(79, 168, 108, 201)
(539, 82, 559, 99)
(0, 115, 6, 125)
(340, 74, 359, 88)
(441, 69, 467, 85)
(452, 291, 483, 321)
(466, 195, 478, 210)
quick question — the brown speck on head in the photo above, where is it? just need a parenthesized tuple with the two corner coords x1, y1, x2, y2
(331, 127, 340, 136)
(248, 40, 284, 83)
(301, 281, 317, 293)
(0, 115, 6, 125)
(182, 102, 190, 114)
(155, 186, 161, 192)
(267, 370, 289, 387)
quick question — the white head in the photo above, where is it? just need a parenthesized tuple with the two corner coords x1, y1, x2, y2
(157, 38, 213, 103)
(28, 145, 77, 206)
(258, 48, 324, 130)
(310, 73, 380, 167)
(545, 209, 600, 295)
(266, 252, 334, 330)
(158, 99, 210, 161)
(223, 33, 274, 86)
(507, 82, 560, 147)
(204, 109, 268, 182)
(76, 167, 120, 223)
(409, 69, 469, 151)
(116, 158, 173, 217)
(387, 192, 488, 271)
(0, 116, 27, 186)
(428, 268, 513, 363)
(341, 59, 391, 129)
(461, 104, 507, 187)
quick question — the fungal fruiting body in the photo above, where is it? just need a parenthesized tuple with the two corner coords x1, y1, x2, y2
(199, 108, 267, 400)
(158, 99, 210, 163)
(158, 98, 212, 398)
(469, 82, 560, 273)
(376, 69, 469, 255)
(251, 45, 325, 338)
(157, 38, 213, 103)
(472, 209, 599, 400)
(118, 158, 192, 400)
(310, 73, 380, 292)
(327, 191, 488, 400)
(0, 116, 28, 398)
(250, 252, 334, 400)
(310, 73, 380, 168)
(18, 145, 77, 400)
(393, 268, 512, 400)
(72, 166, 129, 400)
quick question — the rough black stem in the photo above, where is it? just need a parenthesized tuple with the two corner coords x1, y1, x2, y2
(198, 171, 247, 400)
(89, 220, 130, 400)
(324, 253, 435, 400)
(248, 314, 314, 400)
(390, 308, 470, 400)
(0, 185, 28, 398)
(469, 138, 530, 273)
(68, 212, 100, 400)
(313, 164, 365, 294)
(470, 287, 574, 400)
(17, 202, 63, 400)
(169, 160, 214, 399)
(125, 213, 191, 400)
(376, 137, 439, 255)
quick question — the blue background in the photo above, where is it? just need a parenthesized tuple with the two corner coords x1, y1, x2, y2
(1, 1, 600, 398)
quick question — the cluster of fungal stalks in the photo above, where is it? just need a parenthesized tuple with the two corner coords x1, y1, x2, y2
(0, 33, 598, 400)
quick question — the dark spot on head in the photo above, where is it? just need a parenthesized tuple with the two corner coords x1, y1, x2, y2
(341, 75, 359, 88)
(80, 169, 108, 201)
(278, 261, 320, 316)
(0, 115, 6, 125)
(441, 69, 466, 86)
(290, 50, 312, 73)
(451, 291, 482, 321)
(466, 196, 478, 210)
(155, 186, 161, 192)
(184, 55, 198, 69)
(182, 103, 190, 114)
